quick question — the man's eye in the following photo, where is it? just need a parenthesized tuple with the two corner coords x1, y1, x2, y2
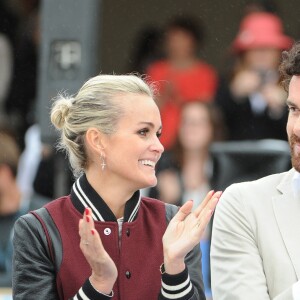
(288, 106, 297, 113)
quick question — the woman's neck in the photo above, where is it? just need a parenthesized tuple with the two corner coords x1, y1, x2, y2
(86, 171, 134, 219)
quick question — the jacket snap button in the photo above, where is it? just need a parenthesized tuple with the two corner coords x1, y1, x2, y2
(126, 228, 130, 237)
(125, 271, 131, 279)
(104, 228, 111, 235)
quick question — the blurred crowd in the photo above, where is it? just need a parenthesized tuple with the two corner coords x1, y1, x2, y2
(0, 0, 296, 297)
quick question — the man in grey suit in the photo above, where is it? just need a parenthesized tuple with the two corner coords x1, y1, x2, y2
(211, 41, 300, 300)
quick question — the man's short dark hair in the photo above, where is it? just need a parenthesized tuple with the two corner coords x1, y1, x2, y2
(279, 41, 300, 91)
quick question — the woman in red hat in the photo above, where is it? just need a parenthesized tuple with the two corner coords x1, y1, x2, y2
(215, 11, 293, 141)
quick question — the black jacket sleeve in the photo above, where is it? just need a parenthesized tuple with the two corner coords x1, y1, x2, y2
(12, 214, 59, 299)
(12, 210, 111, 300)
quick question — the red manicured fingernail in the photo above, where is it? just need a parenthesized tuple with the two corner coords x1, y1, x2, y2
(91, 229, 95, 235)
(85, 208, 89, 215)
(86, 216, 90, 223)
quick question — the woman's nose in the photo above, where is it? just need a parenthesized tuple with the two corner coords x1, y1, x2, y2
(152, 136, 164, 154)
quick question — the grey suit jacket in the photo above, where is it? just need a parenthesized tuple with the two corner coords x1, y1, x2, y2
(210, 168, 300, 300)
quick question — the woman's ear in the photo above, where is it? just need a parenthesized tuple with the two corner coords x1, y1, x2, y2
(85, 128, 106, 154)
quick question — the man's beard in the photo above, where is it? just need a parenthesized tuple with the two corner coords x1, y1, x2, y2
(289, 134, 300, 172)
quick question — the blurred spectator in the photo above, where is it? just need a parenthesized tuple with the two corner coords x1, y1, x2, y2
(0, 0, 18, 46)
(147, 16, 218, 150)
(0, 127, 26, 287)
(149, 101, 224, 299)
(17, 124, 73, 207)
(0, 0, 17, 127)
(16, 124, 55, 209)
(151, 102, 224, 207)
(215, 12, 293, 141)
(5, 6, 40, 150)
(16, 124, 42, 201)
(128, 26, 163, 75)
(0, 33, 13, 122)
(0, 123, 54, 287)
(242, 0, 277, 15)
(32, 143, 74, 200)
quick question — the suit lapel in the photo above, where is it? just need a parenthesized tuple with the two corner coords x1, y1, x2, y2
(272, 169, 300, 279)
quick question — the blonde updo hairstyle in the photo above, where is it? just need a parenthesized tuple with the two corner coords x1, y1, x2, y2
(50, 74, 154, 177)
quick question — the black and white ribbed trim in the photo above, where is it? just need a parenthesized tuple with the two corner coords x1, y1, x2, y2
(161, 267, 194, 300)
(72, 279, 113, 300)
(70, 174, 141, 222)
(73, 178, 105, 221)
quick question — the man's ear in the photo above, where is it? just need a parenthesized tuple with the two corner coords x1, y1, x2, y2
(85, 128, 106, 154)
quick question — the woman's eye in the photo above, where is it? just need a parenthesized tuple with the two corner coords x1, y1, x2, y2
(139, 128, 149, 136)
(156, 131, 162, 138)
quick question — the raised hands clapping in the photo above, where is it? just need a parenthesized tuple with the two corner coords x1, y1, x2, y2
(162, 190, 221, 274)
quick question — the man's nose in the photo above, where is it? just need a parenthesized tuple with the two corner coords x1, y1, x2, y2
(293, 116, 300, 136)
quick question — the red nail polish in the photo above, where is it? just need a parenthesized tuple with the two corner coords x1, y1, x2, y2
(86, 216, 90, 223)
(91, 229, 95, 235)
(85, 208, 89, 215)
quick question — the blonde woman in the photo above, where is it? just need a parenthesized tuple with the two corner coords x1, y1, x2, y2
(13, 74, 220, 300)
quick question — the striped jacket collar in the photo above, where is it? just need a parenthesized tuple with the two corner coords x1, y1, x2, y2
(70, 174, 141, 222)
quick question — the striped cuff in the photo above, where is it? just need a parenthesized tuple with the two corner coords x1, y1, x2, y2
(72, 279, 113, 300)
(161, 266, 194, 300)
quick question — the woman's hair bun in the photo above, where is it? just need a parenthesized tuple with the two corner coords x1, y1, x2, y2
(50, 95, 73, 130)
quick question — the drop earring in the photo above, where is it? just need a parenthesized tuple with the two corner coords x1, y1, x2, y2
(100, 154, 106, 171)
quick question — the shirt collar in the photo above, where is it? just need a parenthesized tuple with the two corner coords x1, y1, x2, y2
(292, 170, 300, 198)
(70, 174, 141, 222)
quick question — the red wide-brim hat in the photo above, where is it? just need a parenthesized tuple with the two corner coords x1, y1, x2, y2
(232, 12, 293, 53)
